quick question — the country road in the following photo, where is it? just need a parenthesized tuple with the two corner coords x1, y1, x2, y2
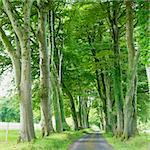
(69, 132, 113, 150)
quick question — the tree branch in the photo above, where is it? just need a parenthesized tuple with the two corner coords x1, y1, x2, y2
(0, 26, 17, 58)
(2, 0, 23, 42)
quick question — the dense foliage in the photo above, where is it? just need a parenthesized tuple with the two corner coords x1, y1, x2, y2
(0, 0, 149, 143)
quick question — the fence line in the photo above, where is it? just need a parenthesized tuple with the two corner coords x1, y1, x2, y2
(0, 122, 41, 142)
(0, 122, 41, 130)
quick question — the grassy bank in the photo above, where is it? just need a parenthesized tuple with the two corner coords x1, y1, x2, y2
(104, 133, 150, 150)
(0, 129, 88, 150)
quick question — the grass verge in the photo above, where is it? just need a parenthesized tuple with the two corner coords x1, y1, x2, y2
(0, 129, 90, 150)
(103, 133, 150, 150)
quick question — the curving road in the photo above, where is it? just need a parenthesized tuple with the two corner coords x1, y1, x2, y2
(69, 132, 113, 150)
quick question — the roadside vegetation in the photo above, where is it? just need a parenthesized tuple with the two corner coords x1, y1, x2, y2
(104, 133, 150, 150)
(0, 129, 88, 150)
(1, 129, 149, 150)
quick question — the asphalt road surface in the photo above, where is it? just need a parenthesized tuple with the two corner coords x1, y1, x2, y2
(69, 132, 113, 150)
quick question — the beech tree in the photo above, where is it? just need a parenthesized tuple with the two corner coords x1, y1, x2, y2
(37, 0, 54, 136)
(123, 0, 139, 139)
(1, 0, 35, 141)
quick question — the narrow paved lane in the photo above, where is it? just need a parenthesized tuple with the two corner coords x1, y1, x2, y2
(69, 133, 113, 150)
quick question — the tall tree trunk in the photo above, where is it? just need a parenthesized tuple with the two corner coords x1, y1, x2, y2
(48, 6, 62, 132)
(2, 0, 36, 141)
(38, 5, 53, 136)
(51, 70, 63, 132)
(104, 73, 113, 132)
(19, 0, 35, 141)
(123, 0, 139, 139)
(58, 51, 69, 130)
(62, 82, 79, 130)
(82, 97, 89, 128)
(123, 54, 139, 139)
(107, 1, 124, 136)
(14, 35, 21, 92)
(58, 90, 69, 130)
(100, 72, 110, 132)
(0, 28, 21, 115)
(78, 96, 88, 129)
(52, 63, 68, 131)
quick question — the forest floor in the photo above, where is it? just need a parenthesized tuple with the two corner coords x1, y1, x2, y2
(0, 130, 150, 150)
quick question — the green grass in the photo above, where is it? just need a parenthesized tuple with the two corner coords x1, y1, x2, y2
(0, 129, 89, 150)
(104, 133, 150, 150)
(2, 129, 149, 150)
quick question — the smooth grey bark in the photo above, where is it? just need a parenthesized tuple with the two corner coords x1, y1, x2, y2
(51, 70, 63, 132)
(49, 6, 69, 131)
(49, 8, 63, 132)
(123, 0, 139, 139)
(20, 0, 35, 141)
(13, 35, 21, 109)
(2, 0, 35, 141)
(123, 53, 139, 139)
(58, 52, 70, 130)
(38, 4, 53, 136)
(82, 97, 90, 128)
(52, 63, 68, 131)
(58, 90, 69, 130)
(53, 85, 63, 132)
